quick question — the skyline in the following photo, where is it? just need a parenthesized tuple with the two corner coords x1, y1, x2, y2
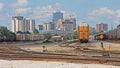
(0, 0, 120, 30)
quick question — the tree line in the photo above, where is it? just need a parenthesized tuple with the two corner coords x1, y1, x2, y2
(0, 26, 16, 41)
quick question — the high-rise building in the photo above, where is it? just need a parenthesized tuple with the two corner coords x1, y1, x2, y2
(26, 19, 35, 32)
(43, 22, 54, 31)
(12, 16, 35, 33)
(56, 18, 75, 31)
(69, 18, 76, 30)
(12, 16, 26, 33)
(53, 11, 63, 23)
(49, 22, 54, 30)
(96, 23, 108, 32)
(36, 25, 43, 31)
(43, 23, 47, 30)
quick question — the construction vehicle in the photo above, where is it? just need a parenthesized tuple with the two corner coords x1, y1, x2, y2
(78, 23, 89, 43)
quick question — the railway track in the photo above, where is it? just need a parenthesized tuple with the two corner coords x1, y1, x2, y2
(0, 50, 120, 66)
(59, 42, 120, 57)
(0, 44, 120, 66)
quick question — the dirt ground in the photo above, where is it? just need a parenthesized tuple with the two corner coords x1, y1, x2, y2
(0, 60, 119, 68)
(5, 40, 119, 54)
(0, 40, 120, 67)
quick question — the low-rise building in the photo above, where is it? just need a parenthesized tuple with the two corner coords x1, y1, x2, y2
(56, 18, 76, 31)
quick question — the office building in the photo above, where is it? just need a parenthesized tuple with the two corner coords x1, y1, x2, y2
(56, 18, 75, 31)
(69, 18, 76, 30)
(53, 11, 63, 23)
(96, 23, 108, 32)
(43, 22, 54, 31)
(43, 23, 48, 30)
(36, 25, 43, 31)
(50, 22, 55, 30)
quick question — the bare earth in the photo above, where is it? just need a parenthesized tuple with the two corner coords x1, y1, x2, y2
(0, 40, 119, 68)
(10, 40, 120, 53)
(0, 60, 119, 68)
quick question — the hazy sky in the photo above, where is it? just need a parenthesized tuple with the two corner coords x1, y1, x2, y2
(0, 0, 120, 30)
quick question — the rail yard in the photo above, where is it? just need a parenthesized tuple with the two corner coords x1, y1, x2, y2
(0, 39, 120, 66)
(0, 23, 120, 67)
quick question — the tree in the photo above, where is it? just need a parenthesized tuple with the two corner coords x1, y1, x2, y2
(16, 31, 23, 34)
(0, 26, 16, 41)
(89, 28, 98, 35)
(7, 31, 16, 41)
(33, 29, 39, 35)
(71, 31, 78, 39)
(0, 26, 9, 36)
(16, 31, 31, 34)
(24, 31, 31, 34)
(117, 24, 120, 28)
(68, 31, 78, 40)
(43, 32, 52, 42)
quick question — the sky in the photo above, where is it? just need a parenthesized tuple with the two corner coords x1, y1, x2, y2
(0, 0, 120, 30)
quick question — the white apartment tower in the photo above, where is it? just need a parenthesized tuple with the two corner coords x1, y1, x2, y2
(12, 16, 25, 33)
(26, 19, 35, 32)
(12, 16, 35, 33)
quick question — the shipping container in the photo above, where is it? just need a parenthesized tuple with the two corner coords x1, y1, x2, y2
(16, 34, 44, 41)
(78, 23, 89, 43)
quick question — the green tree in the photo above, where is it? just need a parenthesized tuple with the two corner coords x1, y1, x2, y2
(26, 31, 31, 34)
(117, 24, 120, 28)
(24, 31, 31, 34)
(33, 29, 39, 35)
(16, 31, 23, 34)
(71, 31, 78, 39)
(43, 32, 52, 42)
(7, 31, 16, 41)
(89, 28, 98, 35)
(16, 31, 31, 34)
(0, 26, 9, 36)
(0, 26, 16, 41)
(68, 31, 78, 40)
